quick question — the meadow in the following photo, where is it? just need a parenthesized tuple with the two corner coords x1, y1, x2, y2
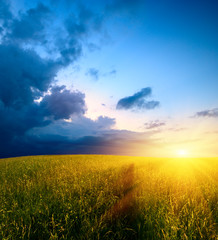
(0, 155, 217, 239)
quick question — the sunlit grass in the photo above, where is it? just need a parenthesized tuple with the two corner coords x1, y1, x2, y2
(0, 155, 217, 239)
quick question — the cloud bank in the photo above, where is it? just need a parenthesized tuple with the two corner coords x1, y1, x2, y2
(0, 0, 159, 158)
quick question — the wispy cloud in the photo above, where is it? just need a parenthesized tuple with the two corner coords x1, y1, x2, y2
(103, 69, 117, 77)
(144, 120, 165, 129)
(168, 127, 186, 132)
(86, 68, 116, 81)
(86, 68, 99, 80)
(193, 108, 218, 118)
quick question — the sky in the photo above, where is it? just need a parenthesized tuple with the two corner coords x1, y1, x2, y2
(0, 0, 217, 158)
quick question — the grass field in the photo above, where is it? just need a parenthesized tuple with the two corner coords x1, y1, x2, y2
(0, 155, 217, 239)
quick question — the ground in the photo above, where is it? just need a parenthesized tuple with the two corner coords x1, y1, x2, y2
(0, 155, 217, 239)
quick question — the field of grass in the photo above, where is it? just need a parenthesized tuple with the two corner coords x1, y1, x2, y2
(0, 155, 217, 239)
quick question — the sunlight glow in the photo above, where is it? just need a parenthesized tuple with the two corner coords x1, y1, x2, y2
(176, 149, 189, 157)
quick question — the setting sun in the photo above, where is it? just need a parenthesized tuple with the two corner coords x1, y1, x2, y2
(177, 149, 189, 157)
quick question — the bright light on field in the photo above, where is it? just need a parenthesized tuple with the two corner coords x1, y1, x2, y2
(177, 149, 189, 157)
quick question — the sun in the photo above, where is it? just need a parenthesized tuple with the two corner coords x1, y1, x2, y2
(176, 149, 189, 157)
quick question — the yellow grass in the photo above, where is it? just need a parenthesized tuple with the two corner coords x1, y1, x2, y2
(0, 155, 217, 239)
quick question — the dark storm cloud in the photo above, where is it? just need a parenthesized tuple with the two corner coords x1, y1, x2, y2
(6, 3, 50, 43)
(0, 0, 11, 18)
(194, 108, 218, 118)
(0, 0, 106, 158)
(0, 0, 158, 158)
(0, 0, 12, 28)
(106, 0, 143, 13)
(59, 4, 104, 65)
(65, 5, 101, 36)
(0, 84, 86, 136)
(0, 100, 50, 149)
(40, 85, 86, 120)
(53, 0, 144, 65)
(29, 116, 116, 139)
(0, 44, 60, 109)
(145, 120, 165, 129)
(0, 1, 83, 157)
(86, 68, 99, 80)
(0, 85, 87, 158)
(4, 135, 106, 157)
(96, 116, 115, 129)
(0, 2, 96, 101)
(116, 88, 160, 110)
(1, 1, 103, 66)
(0, 110, 155, 157)
(1, 123, 155, 157)
(0, 115, 114, 157)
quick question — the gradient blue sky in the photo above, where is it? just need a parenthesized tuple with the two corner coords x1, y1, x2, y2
(0, 0, 217, 158)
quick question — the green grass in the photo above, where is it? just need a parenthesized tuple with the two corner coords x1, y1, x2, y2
(0, 155, 217, 239)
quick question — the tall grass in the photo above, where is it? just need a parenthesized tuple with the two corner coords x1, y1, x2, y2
(0, 155, 217, 239)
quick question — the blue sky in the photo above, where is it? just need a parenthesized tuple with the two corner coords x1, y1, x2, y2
(0, 0, 217, 158)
